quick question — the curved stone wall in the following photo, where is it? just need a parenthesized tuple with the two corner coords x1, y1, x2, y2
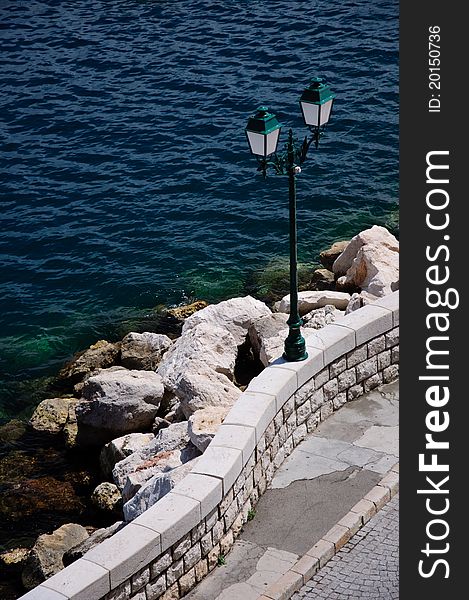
(21, 291, 399, 600)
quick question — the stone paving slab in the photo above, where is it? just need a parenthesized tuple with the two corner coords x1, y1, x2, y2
(270, 454, 351, 488)
(360, 453, 398, 475)
(354, 425, 399, 456)
(242, 468, 382, 555)
(185, 542, 297, 600)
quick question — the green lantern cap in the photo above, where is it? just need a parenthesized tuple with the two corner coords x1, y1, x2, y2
(300, 77, 335, 105)
(245, 106, 281, 134)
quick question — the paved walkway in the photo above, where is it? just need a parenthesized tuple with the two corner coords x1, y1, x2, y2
(292, 494, 399, 599)
(186, 380, 399, 600)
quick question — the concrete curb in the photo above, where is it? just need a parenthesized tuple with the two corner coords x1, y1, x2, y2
(256, 463, 399, 600)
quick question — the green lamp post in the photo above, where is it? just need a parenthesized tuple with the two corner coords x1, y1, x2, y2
(245, 77, 335, 362)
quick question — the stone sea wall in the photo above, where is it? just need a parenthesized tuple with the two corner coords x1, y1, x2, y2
(20, 292, 399, 600)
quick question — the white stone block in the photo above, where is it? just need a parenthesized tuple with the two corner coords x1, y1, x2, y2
(133, 493, 200, 553)
(171, 473, 222, 519)
(212, 424, 256, 465)
(222, 391, 276, 444)
(371, 291, 399, 326)
(304, 324, 355, 365)
(191, 445, 243, 496)
(270, 345, 325, 388)
(35, 559, 109, 600)
(84, 523, 161, 589)
(334, 305, 393, 346)
(18, 588, 68, 600)
(246, 366, 298, 412)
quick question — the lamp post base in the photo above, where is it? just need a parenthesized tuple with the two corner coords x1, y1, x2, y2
(283, 328, 308, 362)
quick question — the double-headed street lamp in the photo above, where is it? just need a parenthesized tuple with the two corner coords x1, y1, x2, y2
(245, 77, 335, 362)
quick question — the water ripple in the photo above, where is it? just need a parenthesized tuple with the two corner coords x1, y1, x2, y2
(0, 0, 398, 418)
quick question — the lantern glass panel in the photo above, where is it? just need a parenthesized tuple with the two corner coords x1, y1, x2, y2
(266, 128, 280, 156)
(301, 101, 320, 127)
(319, 99, 333, 126)
(246, 131, 267, 156)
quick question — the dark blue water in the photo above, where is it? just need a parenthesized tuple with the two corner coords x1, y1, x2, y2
(0, 0, 398, 420)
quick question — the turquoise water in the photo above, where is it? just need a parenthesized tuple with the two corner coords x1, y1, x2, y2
(0, 0, 398, 420)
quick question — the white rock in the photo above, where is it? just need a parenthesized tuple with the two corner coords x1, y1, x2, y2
(303, 305, 344, 329)
(100, 432, 155, 477)
(123, 459, 199, 521)
(188, 406, 231, 452)
(111, 422, 192, 490)
(248, 313, 288, 367)
(82, 366, 164, 405)
(182, 296, 271, 346)
(158, 322, 237, 382)
(152, 421, 191, 453)
(167, 360, 241, 417)
(277, 290, 351, 315)
(121, 444, 200, 502)
(335, 275, 348, 291)
(158, 302, 253, 417)
(341, 243, 399, 297)
(332, 225, 399, 276)
(120, 332, 172, 370)
(76, 367, 165, 444)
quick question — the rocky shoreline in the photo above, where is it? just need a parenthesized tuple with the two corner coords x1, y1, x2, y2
(0, 225, 399, 598)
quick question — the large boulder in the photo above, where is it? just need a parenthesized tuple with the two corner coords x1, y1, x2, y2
(158, 322, 238, 382)
(29, 398, 79, 436)
(123, 459, 198, 521)
(319, 240, 350, 270)
(22, 524, 89, 589)
(57, 340, 120, 386)
(75, 367, 164, 445)
(163, 360, 241, 417)
(120, 332, 172, 370)
(158, 298, 266, 419)
(338, 243, 399, 297)
(157, 321, 241, 417)
(121, 444, 200, 502)
(182, 296, 271, 346)
(277, 290, 351, 315)
(332, 225, 399, 276)
(81, 366, 164, 404)
(100, 432, 155, 477)
(111, 422, 192, 490)
(188, 406, 231, 452)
